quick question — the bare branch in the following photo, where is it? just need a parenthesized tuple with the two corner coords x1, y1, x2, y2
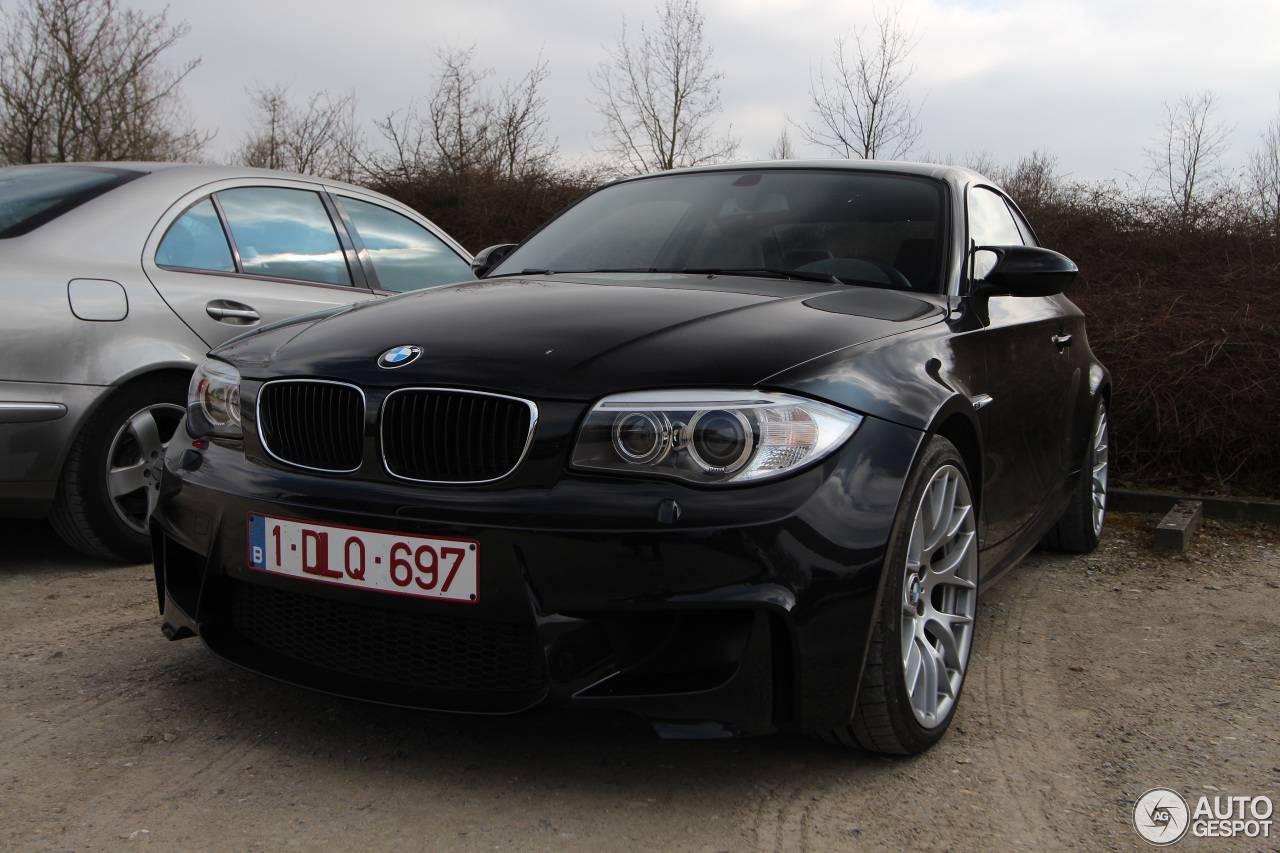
(589, 0, 739, 175)
(0, 0, 208, 164)
(1143, 90, 1233, 230)
(236, 85, 361, 181)
(791, 5, 921, 160)
(767, 127, 796, 160)
(492, 51, 558, 181)
(365, 46, 557, 187)
(1247, 95, 1280, 235)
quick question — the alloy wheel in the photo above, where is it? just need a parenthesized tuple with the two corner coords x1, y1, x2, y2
(1089, 406, 1109, 538)
(105, 403, 185, 535)
(900, 463, 978, 728)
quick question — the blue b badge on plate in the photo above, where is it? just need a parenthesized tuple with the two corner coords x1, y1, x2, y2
(248, 514, 266, 569)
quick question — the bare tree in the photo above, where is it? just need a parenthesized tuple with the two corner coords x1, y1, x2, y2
(589, 0, 739, 175)
(369, 99, 431, 184)
(236, 85, 360, 181)
(0, 0, 207, 164)
(768, 127, 796, 160)
(368, 46, 556, 185)
(792, 5, 921, 160)
(427, 45, 496, 181)
(492, 53, 557, 181)
(1247, 97, 1280, 234)
(1144, 90, 1233, 229)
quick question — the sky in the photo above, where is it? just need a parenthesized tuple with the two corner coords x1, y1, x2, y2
(116, 0, 1280, 185)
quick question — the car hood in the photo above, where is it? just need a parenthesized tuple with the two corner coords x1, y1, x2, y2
(214, 274, 945, 401)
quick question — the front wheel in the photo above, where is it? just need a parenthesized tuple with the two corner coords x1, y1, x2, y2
(822, 435, 979, 754)
(49, 376, 187, 562)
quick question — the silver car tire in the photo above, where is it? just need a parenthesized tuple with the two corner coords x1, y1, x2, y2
(821, 435, 978, 754)
(49, 375, 187, 562)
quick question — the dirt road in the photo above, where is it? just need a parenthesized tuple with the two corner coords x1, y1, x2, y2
(3, 513, 1277, 852)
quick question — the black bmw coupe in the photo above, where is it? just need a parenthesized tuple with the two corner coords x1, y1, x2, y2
(151, 161, 1109, 754)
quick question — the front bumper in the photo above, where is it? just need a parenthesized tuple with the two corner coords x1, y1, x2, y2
(151, 415, 922, 735)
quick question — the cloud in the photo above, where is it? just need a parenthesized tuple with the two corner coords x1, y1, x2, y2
(128, 0, 1279, 181)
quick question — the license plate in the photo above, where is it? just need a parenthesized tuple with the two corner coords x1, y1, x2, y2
(247, 513, 478, 603)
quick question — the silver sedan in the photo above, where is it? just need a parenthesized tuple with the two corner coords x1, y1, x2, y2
(0, 163, 474, 561)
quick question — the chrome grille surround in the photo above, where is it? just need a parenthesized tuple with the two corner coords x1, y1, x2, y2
(256, 379, 367, 473)
(380, 387, 538, 484)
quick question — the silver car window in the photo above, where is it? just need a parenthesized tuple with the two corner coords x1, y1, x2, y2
(339, 196, 473, 292)
(216, 187, 353, 286)
(155, 198, 235, 272)
(0, 165, 142, 238)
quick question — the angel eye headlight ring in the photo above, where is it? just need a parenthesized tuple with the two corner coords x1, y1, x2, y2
(686, 409, 754, 474)
(611, 411, 672, 464)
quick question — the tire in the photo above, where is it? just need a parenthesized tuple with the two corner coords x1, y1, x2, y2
(1042, 398, 1108, 554)
(822, 435, 979, 754)
(49, 376, 187, 562)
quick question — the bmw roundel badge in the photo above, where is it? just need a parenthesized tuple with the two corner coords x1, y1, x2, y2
(378, 345, 422, 369)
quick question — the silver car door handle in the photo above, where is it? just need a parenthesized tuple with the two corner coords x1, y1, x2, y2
(206, 302, 261, 323)
(1052, 333, 1073, 349)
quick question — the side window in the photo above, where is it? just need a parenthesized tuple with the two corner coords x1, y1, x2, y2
(1010, 206, 1038, 246)
(215, 187, 352, 286)
(339, 197, 473, 292)
(968, 186, 1024, 279)
(155, 198, 235, 272)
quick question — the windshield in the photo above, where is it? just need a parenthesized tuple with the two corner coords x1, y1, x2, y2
(490, 169, 946, 292)
(0, 165, 144, 238)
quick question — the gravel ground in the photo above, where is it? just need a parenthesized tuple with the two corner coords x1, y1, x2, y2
(2, 512, 1278, 852)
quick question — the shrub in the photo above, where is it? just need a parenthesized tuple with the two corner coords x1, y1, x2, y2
(1030, 184, 1280, 498)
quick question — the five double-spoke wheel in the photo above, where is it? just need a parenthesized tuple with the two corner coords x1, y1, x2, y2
(899, 461, 978, 730)
(824, 435, 978, 754)
(1043, 397, 1109, 553)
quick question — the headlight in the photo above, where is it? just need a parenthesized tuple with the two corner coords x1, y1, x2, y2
(186, 359, 242, 438)
(571, 390, 862, 484)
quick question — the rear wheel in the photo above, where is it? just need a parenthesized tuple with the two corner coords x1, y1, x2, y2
(823, 436, 978, 754)
(49, 376, 187, 562)
(1042, 398, 1108, 553)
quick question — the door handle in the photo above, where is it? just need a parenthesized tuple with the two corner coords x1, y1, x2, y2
(206, 300, 260, 324)
(1052, 333, 1073, 350)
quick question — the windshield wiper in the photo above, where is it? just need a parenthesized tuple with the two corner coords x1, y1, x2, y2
(482, 268, 549, 277)
(489, 267, 659, 277)
(675, 267, 842, 285)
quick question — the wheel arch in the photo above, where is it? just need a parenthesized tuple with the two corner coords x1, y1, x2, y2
(53, 365, 195, 480)
(835, 402, 980, 724)
(929, 407, 983, 514)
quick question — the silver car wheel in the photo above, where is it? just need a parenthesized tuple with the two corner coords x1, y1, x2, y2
(1089, 406, 1109, 538)
(900, 463, 978, 729)
(105, 403, 184, 535)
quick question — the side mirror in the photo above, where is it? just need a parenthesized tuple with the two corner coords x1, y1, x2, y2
(972, 245, 1078, 297)
(470, 243, 518, 278)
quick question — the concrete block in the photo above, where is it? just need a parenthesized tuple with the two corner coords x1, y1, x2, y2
(1154, 500, 1203, 553)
